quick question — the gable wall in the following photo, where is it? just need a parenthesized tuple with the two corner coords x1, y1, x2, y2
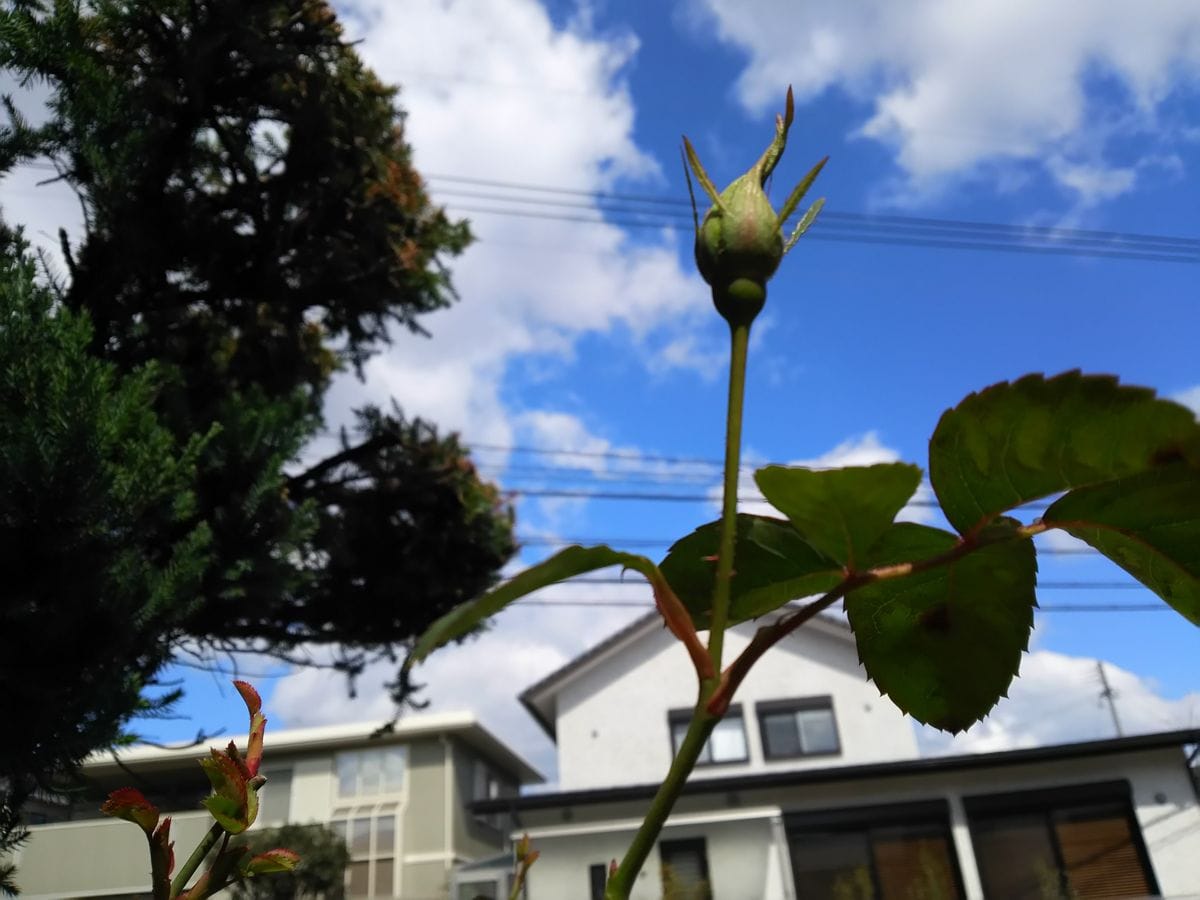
(554, 620, 918, 791)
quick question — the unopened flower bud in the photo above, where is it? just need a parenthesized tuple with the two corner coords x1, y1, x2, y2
(516, 833, 533, 863)
(683, 88, 827, 327)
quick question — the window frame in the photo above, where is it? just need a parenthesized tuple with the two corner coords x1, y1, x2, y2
(755, 695, 841, 760)
(659, 837, 712, 899)
(588, 862, 607, 900)
(335, 746, 408, 801)
(330, 802, 399, 898)
(784, 799, 966, 900)
(668, 704, 748, 767)
(964, 779, 1160, 899)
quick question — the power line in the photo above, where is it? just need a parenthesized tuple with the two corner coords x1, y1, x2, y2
(14, 161, 1198, 263)
(469, 442, 728, 468)
(513, 535, 1100, 557)
(505, 599, 1171, 613)
(419, 172, 1200, 263)
(501, 485, 1051, 510)
(433, 185, 1200, 259)
(427, 173, 1200, 250)
(521, 576, 1146, 590)
(440, 202, 1198, 264)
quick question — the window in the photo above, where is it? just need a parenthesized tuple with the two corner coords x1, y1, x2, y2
(473, 759, 506, 802)
(331, 805, 398, 898)
(669, 705, 748, 766)
(786, 801, 964, 900)
(336, 747, 406, 798)
(588, 863, 607, 900)
(757, 697, 839, 759)
(457, 882, 499, 900)
(457, 882, 498, 900)
(659, 838, 711, 900)
(966, 782, 1158, 899)
(259, 766, 292, 824)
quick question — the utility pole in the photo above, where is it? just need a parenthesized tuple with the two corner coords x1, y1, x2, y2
(1097, 661, 1123, 737)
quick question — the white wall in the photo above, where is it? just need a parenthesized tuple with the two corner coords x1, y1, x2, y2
(517, 745, 1200, 900)
(524, 809, 787, 900)
(554, 620, 918, 791)
(289, 754, 338, 822)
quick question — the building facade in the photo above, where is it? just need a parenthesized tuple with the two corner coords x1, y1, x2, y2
(468, 611, 1200, 900)
(10, 713, 541, 900)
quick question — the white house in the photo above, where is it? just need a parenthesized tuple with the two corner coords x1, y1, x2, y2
(459, 611, 1200, 900)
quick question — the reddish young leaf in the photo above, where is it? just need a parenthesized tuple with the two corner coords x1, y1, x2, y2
(151, 817, 175, 876)
(244, 711, 266, 777)
(234, 681, 267, 776)
(150, 817, 174, 899)
(232, 680, 262, 716)
(225, 740, 252, 781)
(100, 787, 159, 834)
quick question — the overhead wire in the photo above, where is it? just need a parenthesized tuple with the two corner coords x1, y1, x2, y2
(512, 535, 1100, 557)
(503, 599, 1172, 613)
(511, 577, 1145, 590)
(425, 172, 1200, 251)
(498, 486, 1052, 509)
(12, 161, 1199, 263)
(420, 173, 1200, 264)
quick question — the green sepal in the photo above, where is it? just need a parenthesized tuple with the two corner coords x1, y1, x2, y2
(754, 462, 923, 569)
(846, 521, 1037, 732)
(660, 514, 842, 628)
(930, 371, 1199, 535)
(1045, 462, 1200, 624)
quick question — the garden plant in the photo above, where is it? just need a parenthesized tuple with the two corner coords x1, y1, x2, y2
(101, 682, 300, 900)
(408, 89, 1200, 899)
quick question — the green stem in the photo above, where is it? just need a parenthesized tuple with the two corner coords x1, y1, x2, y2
(169, 820, 223, 899)
(604, 700, 720, 899)
(708, 322, 751, 673)
(604, 321, 754, 899)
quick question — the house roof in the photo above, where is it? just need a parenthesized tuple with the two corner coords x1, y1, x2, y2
(518, 608, 854, 740)
(84, 712, 543, 784)
(470, 728, 1200, 813)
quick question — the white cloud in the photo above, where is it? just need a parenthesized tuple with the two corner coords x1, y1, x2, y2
(1034, 528, 1093, 557)
(0, 167, 83, 275)
(1045, 157, 1138, 207)
(690, 0, 1200, 202)
(919, 650, 1200, 755)
(180, 0, 712, 779)
(647, 332, 728, 381)
(320, 0, 707, 448)
(1172, 384, 1200, 417)
(268, 575, 655, 782)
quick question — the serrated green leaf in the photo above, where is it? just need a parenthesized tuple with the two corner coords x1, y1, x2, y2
(198, 750, 257, 833)
(846, 522, 1037, 732)
(660, 514, 843, 628)
(754, 463, 923, 569)
(930, 371, 1199, 535)
(1045, 463, 1200, 625)
(241, 848, 301, 876)
(410, 545, 659, 663)
(201, 793, 246, 835)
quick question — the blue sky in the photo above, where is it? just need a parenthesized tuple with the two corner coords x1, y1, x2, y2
(5, 0, 1199, 779)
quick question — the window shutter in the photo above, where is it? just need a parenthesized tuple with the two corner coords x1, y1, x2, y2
(1055, 814, 1152, 898)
